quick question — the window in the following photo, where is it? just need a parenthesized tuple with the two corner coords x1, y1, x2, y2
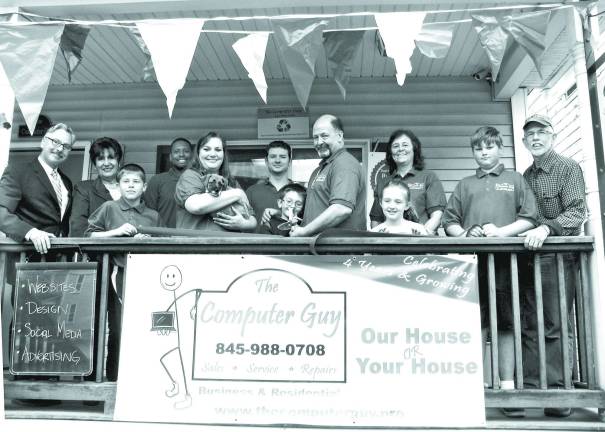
(155, 140, 368, 189)
(227, 140, 367, 189)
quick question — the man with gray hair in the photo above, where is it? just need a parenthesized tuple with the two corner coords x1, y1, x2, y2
(0, 123, 75, 253)
(519, 114, 586, 418)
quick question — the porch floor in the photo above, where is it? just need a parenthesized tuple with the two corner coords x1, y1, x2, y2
(3, 400, 604, 430)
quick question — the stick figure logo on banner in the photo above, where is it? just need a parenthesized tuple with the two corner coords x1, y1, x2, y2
(152, 264, 200, 410)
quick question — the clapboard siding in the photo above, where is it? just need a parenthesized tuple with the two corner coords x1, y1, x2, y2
(526, 70, 584, 166)
(11, 76, 513, 195)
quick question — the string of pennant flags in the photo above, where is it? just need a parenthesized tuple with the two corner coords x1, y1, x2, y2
(0, 2, 595, 135)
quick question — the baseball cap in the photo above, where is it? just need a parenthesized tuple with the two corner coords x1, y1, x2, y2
(523, 114, 553, 130)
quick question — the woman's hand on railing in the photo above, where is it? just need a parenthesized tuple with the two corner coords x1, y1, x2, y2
(213, 207, 256, 231)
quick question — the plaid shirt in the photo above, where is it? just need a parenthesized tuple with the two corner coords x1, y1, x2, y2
(523, 150, 586, 236)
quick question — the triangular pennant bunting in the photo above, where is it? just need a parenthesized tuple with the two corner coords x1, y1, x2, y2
(60, 24, 91, 82)
(323, 30, 365, 100)
(0, 23, 64, 134)
(272, 18, 328, 109)
(375, 12, 426, 86)
(233, 33, 269, 103)
(136, 18, 204, 117)
(416, 22, 455, 59)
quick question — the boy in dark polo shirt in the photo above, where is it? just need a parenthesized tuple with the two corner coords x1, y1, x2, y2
(86, 163, 162, 381)
(87, 163, 162, 240)
(259, 183, 306, 236)
(443, 126, 537, 417)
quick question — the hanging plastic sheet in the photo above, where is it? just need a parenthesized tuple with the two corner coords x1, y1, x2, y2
(130, 27, 155, 82)
(473, 10, 551, 81)
(375, 12, 426, 86)
(416, 22, 456, 59)
(60, 24, 90, 82)
(0, 23, 64, 135)
(472, 14, 509, 81)
(233, 33, 270, 103)
(501, 10, 551, 78)
(323, 30, 365, 100)
(272, 18, 328, 109)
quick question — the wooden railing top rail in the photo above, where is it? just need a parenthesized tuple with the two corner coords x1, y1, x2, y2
(0, 235, 594, 254)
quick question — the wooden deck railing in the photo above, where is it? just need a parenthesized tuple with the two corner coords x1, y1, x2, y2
(1, 235, 604, 421)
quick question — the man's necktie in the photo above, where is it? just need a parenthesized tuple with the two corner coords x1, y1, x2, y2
(50, 170, 63, 209)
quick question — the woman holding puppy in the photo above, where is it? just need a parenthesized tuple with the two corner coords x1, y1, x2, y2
(175, 132, 257, 232)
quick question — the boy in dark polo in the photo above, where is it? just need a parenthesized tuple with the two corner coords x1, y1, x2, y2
(86, 163, 162, 381)
(442, 126, 537, 417)
(259, 183, 306, 236)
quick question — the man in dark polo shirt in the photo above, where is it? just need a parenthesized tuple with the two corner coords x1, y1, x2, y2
(246, 140, 293, 230)
(144, 137, 193, 228)
(519, 114, 586, 418)
(290, 114, 366, 236)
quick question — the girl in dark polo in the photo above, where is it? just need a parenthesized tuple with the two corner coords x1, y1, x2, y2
(69, 137, 123, 236)
(370, 129, 446, 235)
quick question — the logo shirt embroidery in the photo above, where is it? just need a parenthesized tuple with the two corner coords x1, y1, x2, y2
(495, 183, 514, 192)
(407, 182, 425, 190)
(311, 174, 327, 188)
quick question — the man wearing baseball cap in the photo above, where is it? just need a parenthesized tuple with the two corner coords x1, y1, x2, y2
(519, 114, 586, 418)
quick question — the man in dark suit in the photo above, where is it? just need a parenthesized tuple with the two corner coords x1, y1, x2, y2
(0, 123, 75, 253)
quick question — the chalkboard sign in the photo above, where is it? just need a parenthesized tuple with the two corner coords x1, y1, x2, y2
(10, 262, 97, 376)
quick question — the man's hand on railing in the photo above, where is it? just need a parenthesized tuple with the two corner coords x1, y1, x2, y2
(24, 228, 55, 254)
(519, 225, 550, 250)
(481, 223, 502, 237)
(466, 224, 484, 237)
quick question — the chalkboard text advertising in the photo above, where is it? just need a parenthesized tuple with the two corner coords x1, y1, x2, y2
(10, 262, 97, 376)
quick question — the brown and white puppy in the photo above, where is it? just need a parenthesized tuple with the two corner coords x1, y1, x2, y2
(201, 174, 251, 220)
(202, 173, 229, 197)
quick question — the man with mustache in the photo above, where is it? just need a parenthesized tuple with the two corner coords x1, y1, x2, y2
(290, 114, 366, 236)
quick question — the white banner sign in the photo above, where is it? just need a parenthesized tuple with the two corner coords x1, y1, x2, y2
(115, 254, 484, 427)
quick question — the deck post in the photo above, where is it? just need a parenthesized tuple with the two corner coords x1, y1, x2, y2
(568, 5, 605, 391)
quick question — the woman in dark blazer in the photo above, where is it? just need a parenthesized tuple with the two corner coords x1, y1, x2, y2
(69, 137, 123, 236)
